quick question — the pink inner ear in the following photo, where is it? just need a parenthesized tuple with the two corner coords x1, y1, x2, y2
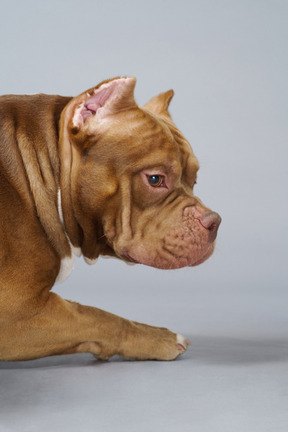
(80, 85, 115, 122)
(73, 77, 136, 126)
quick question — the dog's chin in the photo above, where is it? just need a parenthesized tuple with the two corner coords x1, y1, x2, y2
(124, 253, 139, 264)
(121, 243, 215, 270)
(189, 243, 215, 267)
(122, 253, 140, 266)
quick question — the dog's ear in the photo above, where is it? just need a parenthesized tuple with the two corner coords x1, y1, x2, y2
(143, 89, 174, 117)
(69, 77, 137, 132)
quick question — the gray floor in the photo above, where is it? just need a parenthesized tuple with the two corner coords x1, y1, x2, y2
(1, 337, 288, 432)
(1, 257, 288, 432)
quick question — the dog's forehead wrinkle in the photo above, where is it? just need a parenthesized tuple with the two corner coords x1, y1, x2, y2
(132, 108, 174, 140)
(166, 128, 199, 185)
(0, 78, 222, 363)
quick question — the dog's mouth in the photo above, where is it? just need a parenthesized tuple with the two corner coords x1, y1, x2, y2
(123, 253, 140, 264)
(189, 243, 215, 266)
(122, 243, 214, 268)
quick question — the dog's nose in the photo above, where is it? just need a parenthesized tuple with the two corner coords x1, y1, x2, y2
(199, 211, 221, 241)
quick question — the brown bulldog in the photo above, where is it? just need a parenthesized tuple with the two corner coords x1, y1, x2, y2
(0, 77, 221, 361)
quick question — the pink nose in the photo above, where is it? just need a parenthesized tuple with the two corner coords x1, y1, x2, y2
(199, 211, 221, 242)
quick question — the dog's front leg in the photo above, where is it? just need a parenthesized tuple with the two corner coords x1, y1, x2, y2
(0, 293, 189, 361)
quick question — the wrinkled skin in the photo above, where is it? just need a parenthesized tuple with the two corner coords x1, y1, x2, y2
(0, 77, 221, 362)
(62, 78, 221, 269)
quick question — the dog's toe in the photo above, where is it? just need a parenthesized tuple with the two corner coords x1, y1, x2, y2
(176, 333, 191, 352)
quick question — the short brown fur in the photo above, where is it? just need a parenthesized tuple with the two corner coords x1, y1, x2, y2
(0, 77, 220, 361)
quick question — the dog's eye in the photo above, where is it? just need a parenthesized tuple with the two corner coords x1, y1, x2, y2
(147, 175, 164, 187)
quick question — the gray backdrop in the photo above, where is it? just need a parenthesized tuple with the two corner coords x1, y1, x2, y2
(0, 1, 287, 431)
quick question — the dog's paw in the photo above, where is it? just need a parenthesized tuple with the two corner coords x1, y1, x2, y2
(88, 325, 191, 362)
(147, 330, 191, 361)
(116, 323, 191, 361)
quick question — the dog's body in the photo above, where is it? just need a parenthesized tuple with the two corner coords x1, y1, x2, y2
(0, 77, 220, 361)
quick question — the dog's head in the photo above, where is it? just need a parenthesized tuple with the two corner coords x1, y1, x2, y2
(59, 77, 221, 269)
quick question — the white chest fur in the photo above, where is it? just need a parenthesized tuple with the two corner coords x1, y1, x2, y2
(55, 254, 75, 284)
(55, 244, 83, 284)
(56, 189, 98, 283)
(55, 190, 79, 284)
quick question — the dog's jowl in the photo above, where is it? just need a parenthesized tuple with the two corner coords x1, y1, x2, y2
(0, 77, 221, 361)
